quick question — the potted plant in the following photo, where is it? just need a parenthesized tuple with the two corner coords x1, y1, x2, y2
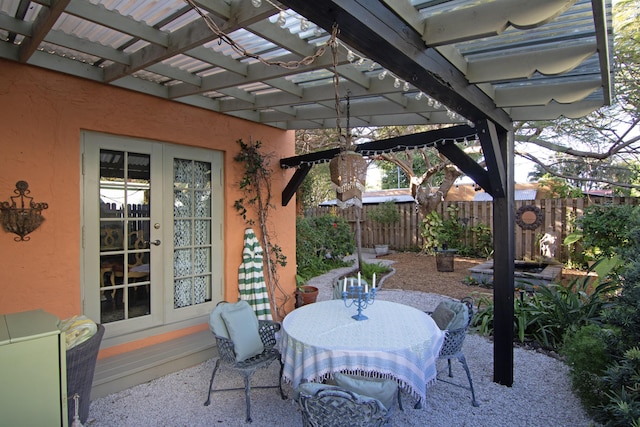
(295, 274, 319, 307)
(367, 200, 401, 255)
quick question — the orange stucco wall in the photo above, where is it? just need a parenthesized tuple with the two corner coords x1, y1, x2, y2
(0, 59, 296, 355)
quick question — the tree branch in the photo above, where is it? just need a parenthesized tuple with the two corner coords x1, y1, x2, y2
(517, 150, 640, 190)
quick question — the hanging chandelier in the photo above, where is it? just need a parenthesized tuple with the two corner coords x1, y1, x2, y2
(328, 25, 367, 209)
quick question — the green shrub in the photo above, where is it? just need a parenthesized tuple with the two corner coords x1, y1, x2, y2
(597, 347, 640, 427)
(359, 261, 391, 284)
(562, 324, 612, 410)
(568, 204, 638, 263)
(422, 206, 492, 257)
(471, 274, 619, 350)
(296, 215, 354, 280)
(367, 200, 400, 225)
(471, 223, 493, 259)
(521, 276, 618, 349)
(471, 296, 494, 335)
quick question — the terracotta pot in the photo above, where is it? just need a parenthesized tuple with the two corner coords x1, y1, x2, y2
(296, 285, 319, 307)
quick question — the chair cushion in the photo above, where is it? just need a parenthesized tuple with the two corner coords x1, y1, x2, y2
(441, 299, 469, 330)
(333, 372, 397, 411)
(431, 303, 455, 330)
(59, 315, 98, 349)
(220, 301, 264, 362)
(293, 382, 340, 402)
(209, 303, 231, 338)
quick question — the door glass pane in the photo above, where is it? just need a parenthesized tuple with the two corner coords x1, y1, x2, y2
(99, 149, 151, 323)
(173, 158, 212, 309)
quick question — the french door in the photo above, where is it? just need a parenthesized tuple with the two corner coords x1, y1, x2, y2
(82, 132, 223, 335)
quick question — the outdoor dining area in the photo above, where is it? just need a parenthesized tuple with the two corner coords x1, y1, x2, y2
(86, 259, 593, 426)
(0, 1, 623, 426)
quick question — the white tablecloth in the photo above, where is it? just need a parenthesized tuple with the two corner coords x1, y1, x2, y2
(281, 299, 444, 402)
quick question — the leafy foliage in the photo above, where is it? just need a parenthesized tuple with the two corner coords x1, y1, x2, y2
(296, 215, 355, 281)
(472, 275, 619, 349)
(359, 261, 391, 284)
(577, 204, 637, 260)
(536, 174, 585, 198)
(562, 324, 612, 409)
(420, 211, 443, 253)
(420, 207, 492, 257)
(474, 204, 640, 425)
(367, 200, 401, 224)
(233, 139, 289, 318)
(597, 347, 640, 426)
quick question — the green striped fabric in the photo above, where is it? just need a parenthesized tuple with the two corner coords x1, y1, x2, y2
(238, 228, 272, 321)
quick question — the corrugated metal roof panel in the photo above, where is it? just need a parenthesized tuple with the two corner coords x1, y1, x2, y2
(0, 0, 614, 128)
(474, 190, 537, 202)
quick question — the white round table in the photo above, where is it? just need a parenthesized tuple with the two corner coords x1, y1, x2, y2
(280, 299, 444, 402)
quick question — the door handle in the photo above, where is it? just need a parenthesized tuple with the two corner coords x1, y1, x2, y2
(145, 239, 161, 246)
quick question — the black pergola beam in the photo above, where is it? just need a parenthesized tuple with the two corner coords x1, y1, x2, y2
(280, 125, 476, 169)
(282, 164, 312, 206)
(280, 125, 478, 205)
(436, 141, 493, 196)
(476, 120, 507, 199)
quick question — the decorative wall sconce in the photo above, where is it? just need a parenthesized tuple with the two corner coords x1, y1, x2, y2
(0, 181, 49, 241)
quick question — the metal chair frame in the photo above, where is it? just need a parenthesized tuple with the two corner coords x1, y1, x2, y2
(434, 297, 479, 406)
(423, 297, 479, 407)
(407, 297, 479, 409)
(204, 319, 287, 422)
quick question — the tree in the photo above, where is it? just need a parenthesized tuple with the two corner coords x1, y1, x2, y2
(366, 125, 482, 216)
(516, 0, 640, 193)
(294, 128, 339, 214)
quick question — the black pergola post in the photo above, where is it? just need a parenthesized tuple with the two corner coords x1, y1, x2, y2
(490, 128, 515, 386)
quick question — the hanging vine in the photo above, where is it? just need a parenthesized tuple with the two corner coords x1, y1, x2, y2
(233, 138, 290, 319)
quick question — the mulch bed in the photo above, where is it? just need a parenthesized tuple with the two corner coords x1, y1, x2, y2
(377, 252, 492, 301)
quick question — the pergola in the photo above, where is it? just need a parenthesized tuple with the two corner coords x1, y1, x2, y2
(0, 0, 614, 386)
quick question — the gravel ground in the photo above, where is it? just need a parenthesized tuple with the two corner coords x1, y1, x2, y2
(87, 253, 596, 427)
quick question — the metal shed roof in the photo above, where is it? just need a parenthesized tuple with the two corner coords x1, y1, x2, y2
(473, 189, 538, 201)
(0, 0, 613, 130)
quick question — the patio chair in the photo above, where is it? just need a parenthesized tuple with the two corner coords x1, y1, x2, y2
(296, 384, 389, 427)
(204, 300, 286, 422)
(426, 297, 479, 407)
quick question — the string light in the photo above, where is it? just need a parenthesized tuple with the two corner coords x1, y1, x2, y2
(188, 0, 468, 130)
(238, 1, 440, 106)
(347, 50, 355, 62)
(281, 134, 478, 169)
(185, 0, 335, 69)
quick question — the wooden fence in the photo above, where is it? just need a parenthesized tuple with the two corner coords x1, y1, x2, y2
(305, 197, 639, 262)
